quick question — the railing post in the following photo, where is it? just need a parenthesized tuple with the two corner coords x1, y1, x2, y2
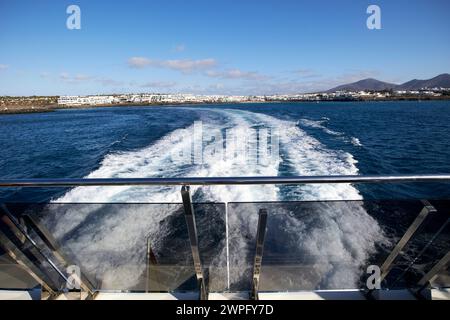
(0, 204, 96, 300)
(0, 229, 56, 299)
(251, 209, 268, 300)
(20, 213, 97, 299)
(390, 216, 450, 288)
(416, 251, 450, 298)
(0, 205, 69, 281)
(181, 186, 208, 300)
(380, 200, 436, 281)
(145, 237, 161, 293)
(0, 208, 58, 299)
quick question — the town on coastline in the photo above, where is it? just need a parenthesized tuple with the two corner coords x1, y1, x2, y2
(1, 87, 450, 114)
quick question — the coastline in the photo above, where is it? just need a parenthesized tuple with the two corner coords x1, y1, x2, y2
(0, 101, 244, 115)
(1, 96, 449, 115)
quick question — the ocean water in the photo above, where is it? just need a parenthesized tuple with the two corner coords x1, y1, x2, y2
(1, 101, 450, 201)
(0, 101, 449, 290)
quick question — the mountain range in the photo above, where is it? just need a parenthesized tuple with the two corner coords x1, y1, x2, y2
(327, 73, 450, 92)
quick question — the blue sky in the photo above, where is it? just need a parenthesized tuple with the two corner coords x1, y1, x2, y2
(0, 0, 449, 96)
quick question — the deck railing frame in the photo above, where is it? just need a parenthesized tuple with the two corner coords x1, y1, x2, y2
(0, 174, 450, 188)
(1, 174, 449, 300)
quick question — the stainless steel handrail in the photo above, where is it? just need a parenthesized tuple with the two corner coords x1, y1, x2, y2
(0, 174, 450, 187)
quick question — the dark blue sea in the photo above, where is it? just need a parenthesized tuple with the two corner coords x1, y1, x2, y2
(0, 101, 449, 291)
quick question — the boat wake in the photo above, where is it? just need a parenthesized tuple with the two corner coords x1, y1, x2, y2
(43, 108, 387, 291)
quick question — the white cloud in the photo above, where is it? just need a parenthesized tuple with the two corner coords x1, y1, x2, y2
(163, 59, 216, 73)
(97, 78, 124, 86)
(209, 83, 225, 90)
(173, 44, 186, 52)
(185, 70, 381, 95)
(246, 70, 382, 94)
(140, 81, 177, 88)
(294, 69, 321, 79)
(59, 72, 95, 83)
(333, 70, 380, 84)
(74, 74, 93, 81)
(57, 73, 126, 87)
(0, 64, 9, 70)
(205, 69, 269, 81)
(59, 72, 70, 80)
(128, 57, 153, 68)
(128, 56, 217, 73)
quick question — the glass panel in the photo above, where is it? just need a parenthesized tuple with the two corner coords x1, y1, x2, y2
(382, 200, 450, 289)
(1, 200, 448, 294)
(194, 203, 227, 292)
(0, 204, 64, 291)
(0, 249, 41, 290)
(431, 265, 450, 289)
(2, 203, 201, 292)
(226, 202, 263, 292)
(422, 200, 450, 290)
(227, 200, 450, 292)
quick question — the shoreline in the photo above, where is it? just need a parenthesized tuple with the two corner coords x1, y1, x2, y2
(1, 97, 449, 115)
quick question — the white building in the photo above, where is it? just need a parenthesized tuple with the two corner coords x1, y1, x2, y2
(58, 95, 118, 106)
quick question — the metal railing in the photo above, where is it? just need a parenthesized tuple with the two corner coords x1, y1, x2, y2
(1, 174, 449, 300)
(0, 204, 97, 300)
(0, 174, 450, 187)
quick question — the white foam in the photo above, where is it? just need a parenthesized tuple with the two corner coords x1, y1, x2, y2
(45, 108, 387, 291)
(351, 137, 363, 147)
(299, 118, 344, 136)
(208, 110, 386, 289)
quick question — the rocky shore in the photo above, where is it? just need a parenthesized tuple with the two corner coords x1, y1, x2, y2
(0, 101, 214, 115)
(1, 96, 449, 115)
